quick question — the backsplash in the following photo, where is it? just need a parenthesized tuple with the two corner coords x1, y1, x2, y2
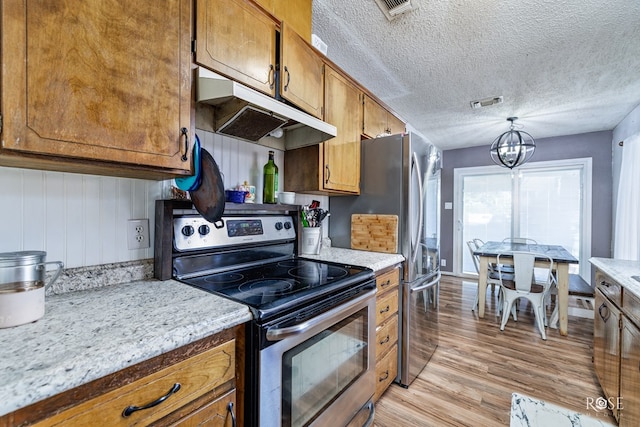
(0, 130, 327, 270)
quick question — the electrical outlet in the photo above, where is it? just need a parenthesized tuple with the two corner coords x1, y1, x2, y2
(441, 259, 447, 267)
(127, 219, 150, 250)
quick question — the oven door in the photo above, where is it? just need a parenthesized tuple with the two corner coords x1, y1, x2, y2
(260, 289, 376, 427)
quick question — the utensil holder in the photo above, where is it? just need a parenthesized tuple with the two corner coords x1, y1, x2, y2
(301, 227, 322, 255)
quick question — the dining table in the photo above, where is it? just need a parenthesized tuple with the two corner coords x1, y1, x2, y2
(473, 241, 579, 336)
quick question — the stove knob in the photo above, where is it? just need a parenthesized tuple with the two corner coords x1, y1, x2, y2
(284, 221, 292, 230)
(198, 224, 210, 235)
(181, 225, 195, 237)
(275, 222, 283, 231)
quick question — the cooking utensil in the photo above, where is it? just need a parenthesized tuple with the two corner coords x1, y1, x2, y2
(189, 148, 226, 224)
(174, 134, 202, 191)
(0, 251, 64, 328)
(189, 148, 225, 223)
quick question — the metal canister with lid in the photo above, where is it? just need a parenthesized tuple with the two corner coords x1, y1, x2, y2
(0, 251, 64, 328)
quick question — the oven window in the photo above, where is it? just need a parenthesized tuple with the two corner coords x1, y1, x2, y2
(282, 306, 368, 427)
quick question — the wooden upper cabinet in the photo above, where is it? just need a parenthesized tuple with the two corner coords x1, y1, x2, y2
(0, 0, 193, 178)
(324, 66, 361, 194)
(195, 0, 278, 96)
(272, 0, 312, 42)
(280, 22, 324, 119)
(255, 0, 312, 43)
(362, 95, 405, 138)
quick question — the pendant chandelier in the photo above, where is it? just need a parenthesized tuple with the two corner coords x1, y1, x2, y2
(490, 117, 535, 169)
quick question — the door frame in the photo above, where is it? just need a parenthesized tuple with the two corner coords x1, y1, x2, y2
(452, 158, 592, 279)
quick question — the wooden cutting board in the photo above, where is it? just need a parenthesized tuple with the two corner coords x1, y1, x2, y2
(351, 214, 398, 254)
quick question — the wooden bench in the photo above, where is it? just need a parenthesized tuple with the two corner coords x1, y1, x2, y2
(567, 273, 594, 318)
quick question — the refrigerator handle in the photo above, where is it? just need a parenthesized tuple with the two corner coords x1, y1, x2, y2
(411, 152, 424, 265)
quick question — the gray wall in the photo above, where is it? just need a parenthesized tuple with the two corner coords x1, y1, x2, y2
(440, 131, 613, 274)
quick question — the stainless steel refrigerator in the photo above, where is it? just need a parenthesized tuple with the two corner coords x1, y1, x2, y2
(329, 132, 441, 387)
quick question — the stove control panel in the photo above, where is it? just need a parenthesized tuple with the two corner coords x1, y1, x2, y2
(173, 215, 296, 251)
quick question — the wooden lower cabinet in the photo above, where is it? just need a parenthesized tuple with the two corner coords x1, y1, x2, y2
(158, 389, 236, 427)
(593, 268, 640, 424)
(2, 329, 239, 427)
(373, 266, 400, 402)
(375, 346, 398, 402)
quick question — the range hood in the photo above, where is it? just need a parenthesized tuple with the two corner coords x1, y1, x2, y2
(197, 67, 337, 148)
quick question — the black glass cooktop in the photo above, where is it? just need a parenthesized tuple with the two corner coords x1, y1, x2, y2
(181, 258, 374, 321)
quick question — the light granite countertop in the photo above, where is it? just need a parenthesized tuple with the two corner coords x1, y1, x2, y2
(589, 257, 640, 299)
(0, 248, 402, 418)
(0, 278, 252, 417)
(301, 245, 405, 272)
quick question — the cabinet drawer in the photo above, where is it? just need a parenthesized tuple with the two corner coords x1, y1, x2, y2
(624, 290, 640, 327)
(163, 389, 236, 427)
(376, 268, 400, 294)
(34, 340, 235, 426)
(374, 345, 398, 401)
(376, 315, 398, 360)
(596, 270, 622, 307)
(376, 289, 399, 326)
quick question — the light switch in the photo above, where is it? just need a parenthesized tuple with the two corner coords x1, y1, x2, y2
(444, 202, 453, 210)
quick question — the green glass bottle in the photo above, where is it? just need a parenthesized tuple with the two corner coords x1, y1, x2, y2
(263, 150, 278, 204)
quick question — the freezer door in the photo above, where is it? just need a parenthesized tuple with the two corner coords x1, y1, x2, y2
(399, 274, 439, 386)
(406, 138, 441, 283)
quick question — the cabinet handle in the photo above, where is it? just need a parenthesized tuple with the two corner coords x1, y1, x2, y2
(598, 302, 610, 322)
(180, 128, 189, 162)
(325, 165, 331, 184)
(379, 370, 389, 382)
(227, 402, 237, 427)
(380, 335, 390, 345)
(283, 66, 291, 91)
(381, 279, 392, 288)
(380, 305, 390, 314)
(122, 383, 181, 417)
(268, 64, 275, 89)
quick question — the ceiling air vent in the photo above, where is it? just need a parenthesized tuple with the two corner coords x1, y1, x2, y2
(470, 96, 504, 109)
(374, 0, 414, 21)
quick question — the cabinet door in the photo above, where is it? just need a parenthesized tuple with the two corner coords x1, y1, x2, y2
(272, 0, 312, 42)
(363, 95, 405, 138)
(363, 95, 388, 138)
(1, 0, 192, 176)
(280, 22, 324, 119)
(594, 289, 621, 408)
(195, 0, 277, 96)
(387, 112, 406, 135)
(620, 317, 640, 427)
(324, 66, 361, 194)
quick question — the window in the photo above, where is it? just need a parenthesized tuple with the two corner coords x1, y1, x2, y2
(454, 159, 592, 278)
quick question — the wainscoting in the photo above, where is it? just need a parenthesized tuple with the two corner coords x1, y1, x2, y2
(0, 130, 326, 269)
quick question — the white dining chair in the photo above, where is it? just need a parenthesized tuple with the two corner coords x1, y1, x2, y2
(496, 251, 554, 340)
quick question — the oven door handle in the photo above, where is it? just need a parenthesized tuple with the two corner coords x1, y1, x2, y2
(265, 289, 376, 341)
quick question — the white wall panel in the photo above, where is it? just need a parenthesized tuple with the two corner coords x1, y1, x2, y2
(0, 130, 327, 269)
(44, 173, 66, 265)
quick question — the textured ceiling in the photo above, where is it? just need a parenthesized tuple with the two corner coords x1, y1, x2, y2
(312, 0, 640, 150)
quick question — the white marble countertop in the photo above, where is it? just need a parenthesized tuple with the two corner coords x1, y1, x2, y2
(510, 393, 615, 426)
(0, 279, 252, 417)
(589, 257, 640, 299)
(301, 246, 405, 272)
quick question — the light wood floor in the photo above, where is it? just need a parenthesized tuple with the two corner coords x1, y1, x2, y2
(373, 275, 616, 426)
